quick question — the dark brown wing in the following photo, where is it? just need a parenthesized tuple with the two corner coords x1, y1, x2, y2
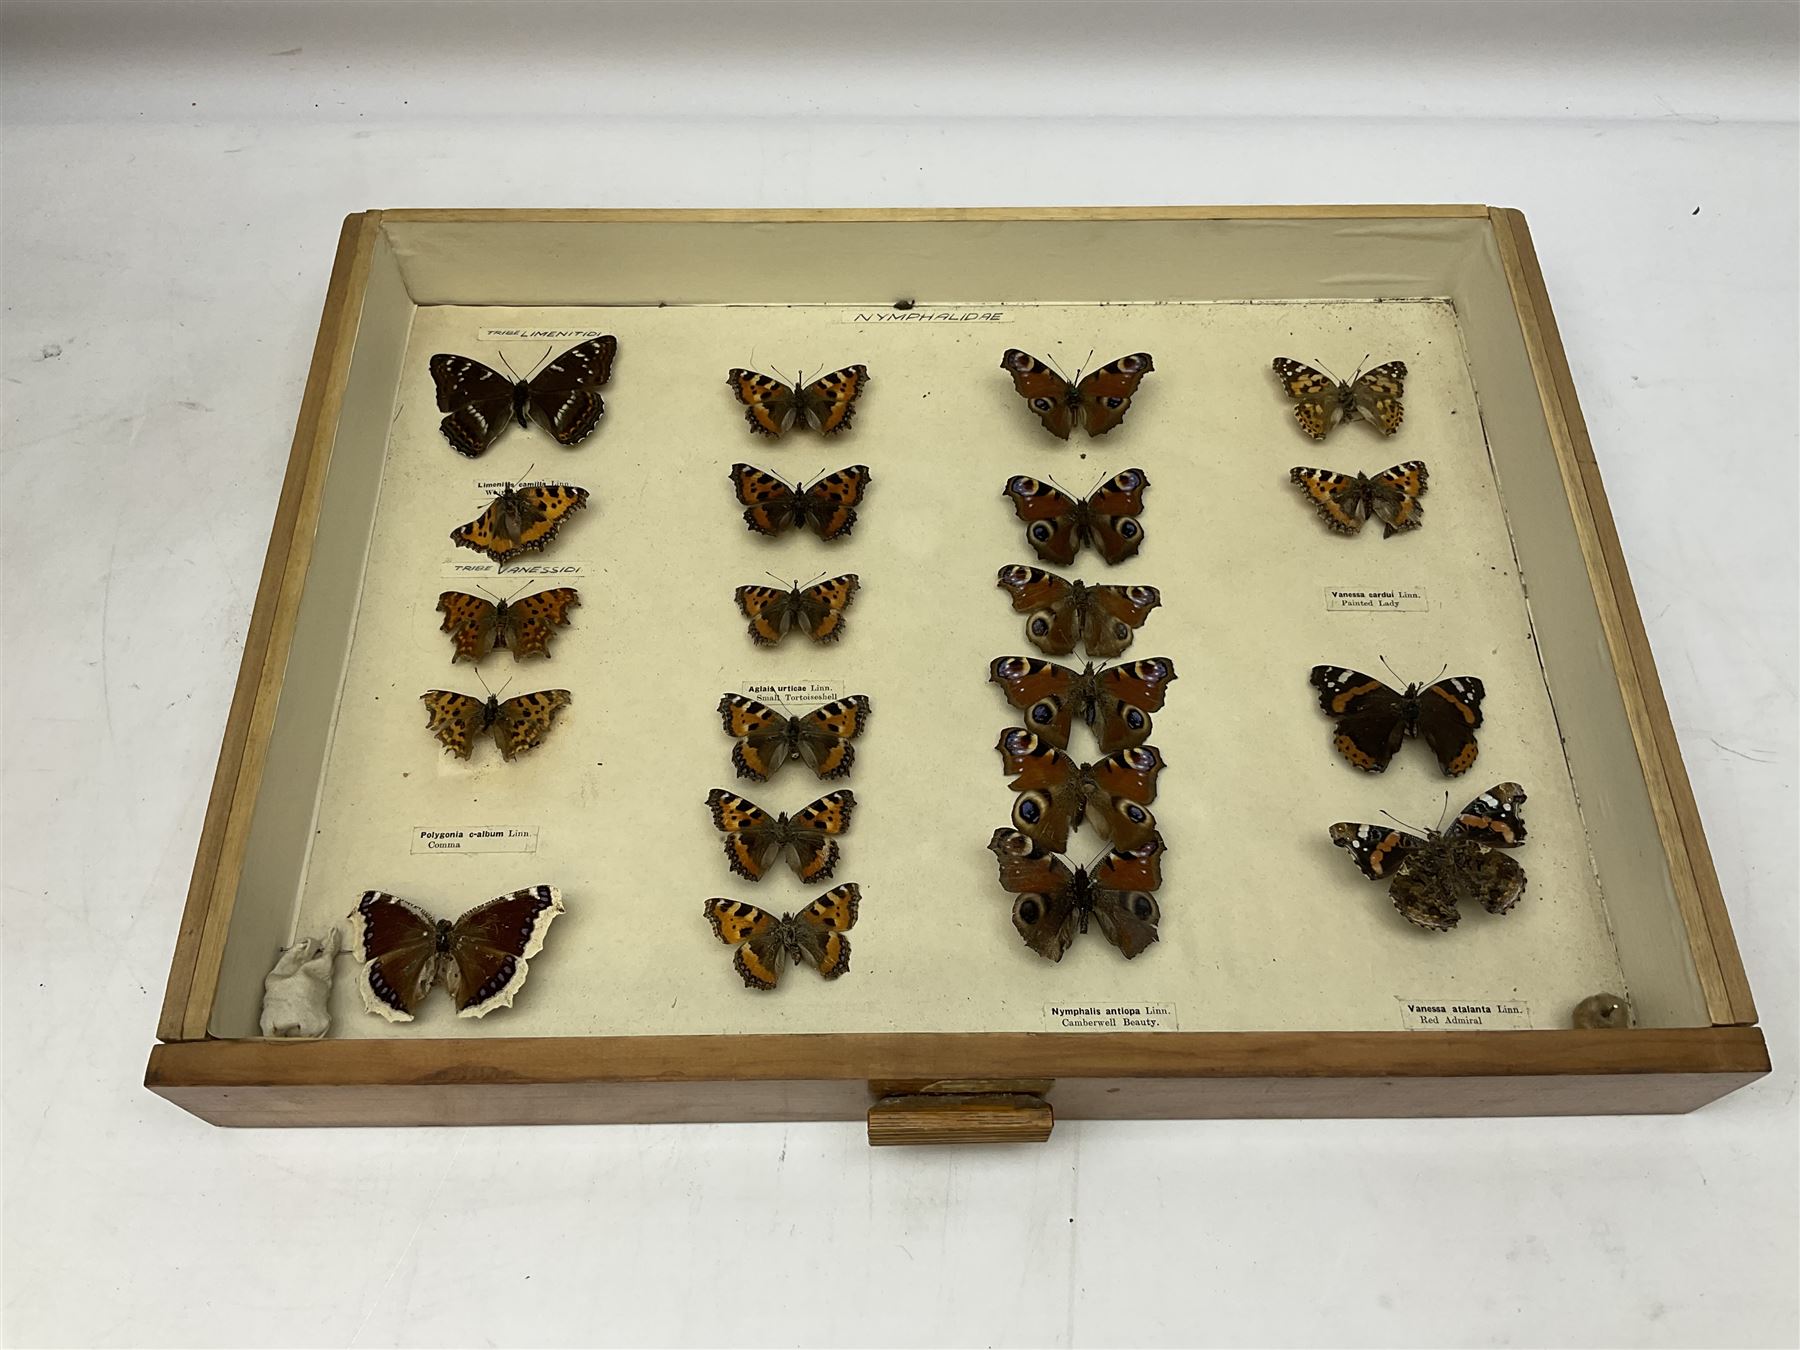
(444, 884, 565, 1016)
(524, 336, 617, 445)
(430, 354, 518, 457)
(1074, 353, 1154, 436)
(1000, 350, 1078, 439)
(346, 891, 440, 1021)
(1415, 675, 1484, 776)
(1309, 665, 1407, 772)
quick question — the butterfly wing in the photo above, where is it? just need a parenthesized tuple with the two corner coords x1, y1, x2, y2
(798, 465, 872, 541)
(708, 789, 782, 881)
(988, 656, 1079, 748)
(796, 574, 860, 643)
(1002, 476, 1083, 566)
(1309, 665, 1407, 772)
(1092, 657, 1177, 753)
(798, 366, 870, 435)
(735, 584, 796, 646)
(346, 890, 441, 1021)
(1416, 675, 1485, 776)
(1448, 782, 1528, 848)
(1075, 353, 1154, 437)
(728, 369, 799, 437)
(987, 828, 1082, 962)
(499, 587, 580, 660)
(1000, 350, 1078, 440)
(785, 790, 856, 883)
(996, 565, 1079, 655)
(443, 884, 564, 1016)
(1328, 821, 1426, 879)
(796, 695, 872, 780)
(1083, 745, 1164, 850)
(1084, 584, 1161, 658)
(729, 463, 801, 537)
(437, 591, 500, 663)
(1366, 461, 1429, 537)
(1351, 360, 1408, 435)
(430, 354, 518, 457)
(719, 694, 794, 781)
(703, 897, 785, 989)
(490, 689, 572, 760)
(1089, 836, 1167, 960)
(996, 727, 1082, 852)
(1082, 468, 1151, 564)
(1273, 357, 1343, 440)
(787, 884, 862, 980)
(419, 690, 489, 759)
(524, 337, 617, 445)
(1289, 467, 1369, 535)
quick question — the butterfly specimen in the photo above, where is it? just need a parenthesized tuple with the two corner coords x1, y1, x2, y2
(1273, 356, 1407, 440)
(988, 655, 1177, 753)
(729, 463, 872, 541)
(718, 693, 873, 781)
(430, 337, 618, 456)
(1329, 782, 1528, 932)
(988, 828, 1165, 961)
(436, 586, 579, 662)
(419, 687, 571, 760)
(707, 788, 856, 882)
(1000, 349, 1154, 439)
(1310, 665, 1485, 776)
(996, 727, 1163, 853)
(727, 365, 869, 437)
(347, 884, 563, 1021)
(1289, 462, 1428, 538)
(735, 574, 860, 646)
(450, 482, 590, 564)
(703, 886, 861, 990)
(1002, 469, 1149, 566)
(996, 565, 1161, 658)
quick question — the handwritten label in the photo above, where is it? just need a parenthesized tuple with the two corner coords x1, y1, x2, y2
(841, 307, 1012, 324)
(411, 826, 540, 855)
(740, 679, 846, 704)
(477, 327, 612, 342)
(1045, 1001, 1177, 1032)
(1324, 586, 1428, 613)
(1397, 997, 1531, 1031)
(440, 559, 583, 580)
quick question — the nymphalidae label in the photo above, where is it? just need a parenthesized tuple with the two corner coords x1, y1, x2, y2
(839, 306, 1013, 324)
(1045, 1001, 1177, 1032)
(476, 327, 612, 342)
(411, 826, 540, 855)
(1397, 996, 1531, 1030)
(739, 679, 847, 705)
(1324, 586, 1428, 613)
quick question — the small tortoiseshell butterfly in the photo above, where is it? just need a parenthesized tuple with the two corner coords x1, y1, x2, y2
(703, 886, 861, 990)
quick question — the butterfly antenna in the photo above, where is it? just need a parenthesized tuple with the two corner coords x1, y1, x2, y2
(1380, 807, 1427, 835)
(1315, 358, 1343, 384)
(474, 666, 495, 698)
(1354, 352, 1371, 381)
(1378, 653, 1405, 686)
(1078, 348, 1095, 382)
(1431, 662, 1448, 685)
(497, 349, 523, 381)
(1436, 791, 1452, 833)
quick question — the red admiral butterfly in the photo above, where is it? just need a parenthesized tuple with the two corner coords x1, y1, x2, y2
(1329, 783, 1528, 932)
(1310, 665, 1484, 775)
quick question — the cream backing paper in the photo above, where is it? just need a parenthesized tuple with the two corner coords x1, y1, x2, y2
(253, 296, 1639, 1039)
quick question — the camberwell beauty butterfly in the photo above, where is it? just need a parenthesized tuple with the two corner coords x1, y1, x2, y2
(430, 338, 617, 456)
(989, 655, 1177, 753)
(1289, 462, 1428, 538)
(1329, 783, 1528, 932)
(1310, 665, 1484, 776)
(718, 693, 873, 781)
(1002, 470, 1150, 566)
(734, 575, 860, 646)
(450, 483, 590, 564)
(419, 688, 571, 760)
(706, 788, 856, 883)
(1273, 356, 1407, 439)
(703, 886, 861, 990)
(1000, 349, 1154, 439)
(996, 727, 1163, 853)
(347, 885, 563, 1021)
(728, 463, 872, 541)
(437, 587, 579, 662)
(996, 565, 1161, 658)
(988, 828, 1165, 962)
(728, 365, 869, 437)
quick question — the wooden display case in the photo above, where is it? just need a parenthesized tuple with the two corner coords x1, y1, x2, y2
(146, 206, 1767, 1138)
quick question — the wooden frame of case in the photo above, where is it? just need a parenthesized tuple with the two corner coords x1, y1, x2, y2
(146, 206, 1767, 1139)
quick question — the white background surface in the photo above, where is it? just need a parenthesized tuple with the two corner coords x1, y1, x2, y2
(2, 2, 1796, 1346)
